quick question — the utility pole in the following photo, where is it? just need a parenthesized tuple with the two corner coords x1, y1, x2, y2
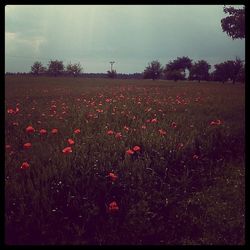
(109, 61, 115, 71)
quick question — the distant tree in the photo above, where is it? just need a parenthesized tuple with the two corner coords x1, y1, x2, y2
(143, 60, 163, 80)
(213, 63, 228, 83)
(107, 69, 117, 78)
(221, 6, 245, 39)
(48, 60, 64, 77)
(236, 63, 245, 83)
(31, 61, 46, 76)
(213, 58, 243, 84)
(189, 60, 211, 82)
(165, 56, 192, 79)
(164, 69, 185, 81)
(66, 62, 83, 77)
(226, 58, 243, 84)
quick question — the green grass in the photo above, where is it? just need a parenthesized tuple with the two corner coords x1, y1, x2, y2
(5, 76, 245, 245)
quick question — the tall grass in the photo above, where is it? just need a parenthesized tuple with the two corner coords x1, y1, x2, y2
(5, 76, 245, 245)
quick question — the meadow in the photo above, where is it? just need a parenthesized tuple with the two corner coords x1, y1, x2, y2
(5, 76, 245, 245)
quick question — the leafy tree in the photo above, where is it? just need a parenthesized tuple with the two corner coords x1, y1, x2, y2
(31, 61, 46, 76)
(143, 60, 163, 80)
(236, 64, 245, 83)
(212, 63, 228, 83)
(164, 69, 185, 81)
(189, 60, 211, 82)
(165, 56, 192, 79)
(213, 58, 243, 84)
(107, 69, 117, 78)
(48, 60, 64, 77)
(226, 58, 243, 84)
(221, 6, 245, 39)
(66, 62, 83, 77)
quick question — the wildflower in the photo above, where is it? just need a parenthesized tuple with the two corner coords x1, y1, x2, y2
(26, 125, 35, 133)
(141, 125, 146, 129)
(5, 144, 11, 150)
(51, 128, 58, 134)
(67, 138, 75, 145)
(39, 129, 47, 135)
(151, 118, 157, 123)
(62, 147, 72, 154)
(107, 130, 114, 135)
(108, 201, 119, 213)
(21, 162, 30, 170)
(193, 154, 199, 160)
(12, 122, 19, 126)
(124, 126, 129, 131)
(159, 129, 167, 135)
(133, 146, 141, 152)
(108, 172, 118, 182)
(115, 132, 122, 139)
(126, 149, 134, 155)
(210, 120, 222, 126)
(171, 122, 177, 128)
(7, 108, 15, 114)
(23, 143, 32, 149)
(74, 129, 80, 134)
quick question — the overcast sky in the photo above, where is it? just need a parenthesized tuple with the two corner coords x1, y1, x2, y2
(5, 5, 245, 73)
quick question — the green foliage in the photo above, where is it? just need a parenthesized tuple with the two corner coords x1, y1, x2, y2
(164, 56, 192, 80)
(48, 60, 64, 77)
(66, 62, 83, 77)
(31, 61, 46, 76)
(143, 60, 163, 80)
(189, 60, 211, 82)
(5, 76, 245, 245)
(107, 70, 117, 79)
(164, 69, 185, 81)
(213, 58, 243, 83)
(221, 6, 245, 39)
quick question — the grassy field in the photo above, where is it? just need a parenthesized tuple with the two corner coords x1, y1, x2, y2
(5, 76, 245, 245)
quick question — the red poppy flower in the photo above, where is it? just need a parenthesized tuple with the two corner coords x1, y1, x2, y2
(39, 129, 47, 135)
(21, 162, 30, 169)
(171, 122, 177, 128)
(159, 129, 167, 135)
(126, 149, 134, 155)
(210, 120, 222, 126)
(115, 132, 122, 139)
(62, 147, 72, 154)
(74, 129, 80, 134)
(67, 138, 75, 145)
(151, 118, 157, 123)
(26, 125, 35, 133)
(7, 108, 15, 114)
(51, 128, 58, 134)
(133, 146, 141, 152)
(177, 143, 184, 149)
(124, 126, 129, 131)
(107, 130, 114, 135)
(193, 154, 199, 160)
(108, 172, 118, 182)
(23, 143, 32, 149)
(108, 201, 119, 213)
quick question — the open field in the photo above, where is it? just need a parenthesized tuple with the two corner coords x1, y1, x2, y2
(5, 76, 245, 245)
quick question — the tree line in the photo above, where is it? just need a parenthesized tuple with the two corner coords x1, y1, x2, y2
(30, 60, 83, 77)
(143, 56, 245, 84)
(8, 56, 244, 84)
